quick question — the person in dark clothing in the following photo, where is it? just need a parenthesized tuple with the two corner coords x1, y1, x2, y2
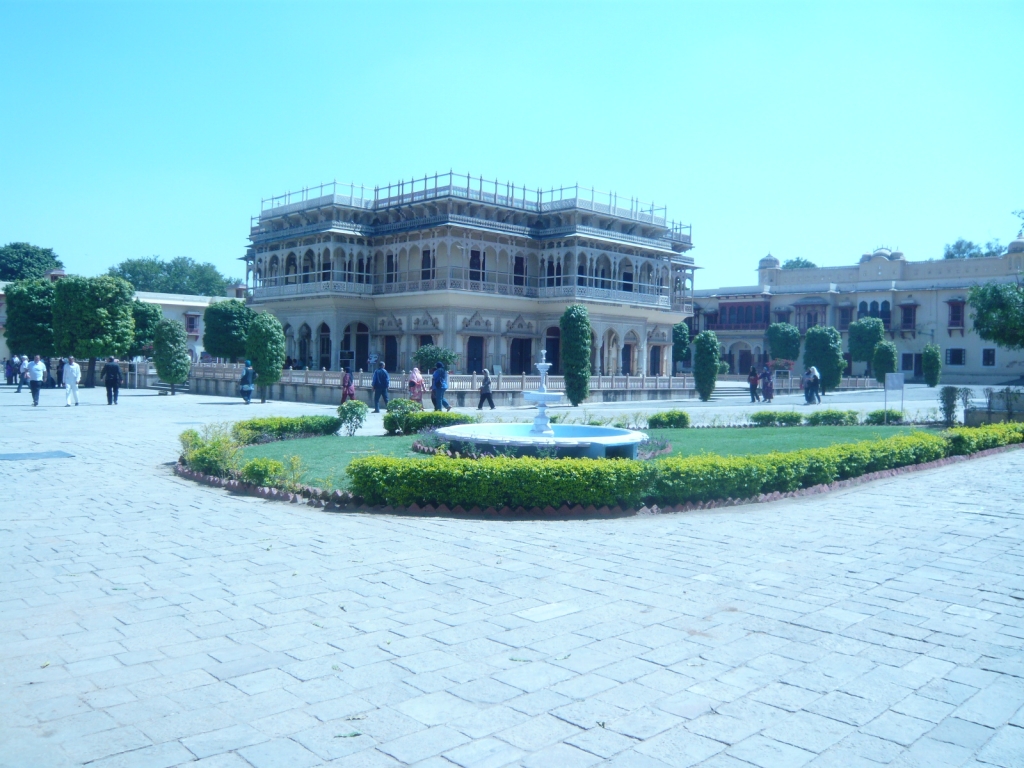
(747, 366, 760, 403)
(239, 360, 257, 404)
(371, 361, 390, 413)
(102, 356, 123, 404)
(431, 362, 451, 412)
(477, 369, 495, 410)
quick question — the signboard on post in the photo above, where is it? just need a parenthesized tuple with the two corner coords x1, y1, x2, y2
(884, 372, 905, 423)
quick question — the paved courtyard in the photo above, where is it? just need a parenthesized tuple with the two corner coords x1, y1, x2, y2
(1, 385, 1023, 768)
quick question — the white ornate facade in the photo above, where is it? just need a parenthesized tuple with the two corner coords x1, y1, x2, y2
(243, 174, 695, 376)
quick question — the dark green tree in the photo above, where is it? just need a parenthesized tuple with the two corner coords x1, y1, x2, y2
(3, 279, 54, 357)
(765, 322, 801, 362)
(872, 340, 898, 384)
(0, 243, 64, 281)
(107, 257, 167, 292)
(202, 299, 254, 362)
(803, 326, 845, 394)
(559, 304, 592, 406)
(153, 319, 191, 395)
(693, 330, 720, 402)
(968, 282, 1024, 350)
(245, 312, 286, 403)
(782, 257, 816, 270)
(922, 342, 942, 387)
(671, 322, 690, 369)
(53, 276, 135, 386)
(411, 344, 459, 372)
(943, 239, 984, 259)
(108, 255, 236, 296)
(847, 317, 885, 374)
(129, 299, 163, 358)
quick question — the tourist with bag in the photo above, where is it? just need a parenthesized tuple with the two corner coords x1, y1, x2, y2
(238, 360, 257, 405)
(477, 369, 495, 410)
(759, 365, 774, 403)
(431, 362, 451, 412)
(407, 367, 424, 405)
(746, 366, 760, 403)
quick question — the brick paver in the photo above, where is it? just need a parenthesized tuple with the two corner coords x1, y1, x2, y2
(1, 385, 1022, 767)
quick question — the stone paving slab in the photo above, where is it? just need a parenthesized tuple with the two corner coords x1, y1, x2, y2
(0, 385, 1022, 767)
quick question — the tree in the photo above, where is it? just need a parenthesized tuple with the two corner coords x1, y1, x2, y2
(671, 322, 690, 369)
(847, 317, 885, 374)
(922, 343, 941, 387)
(130, 299, 163, 358)
(782, 257, 816, 270)
(968, 282, 1024, 350)
(411, 344, 459, 372)
(3, 279, 54, 357)
(153, 319, 191, 395)
(245, 312, 286, 403)
(0, 243, 64, 281)
(203, 300, 254, 362)
(108, 255, 237, 296)
(559, 304, 592, 406)
(803, 326, 845, 394)
(943, 239, 983, 259)
(693, 330, 720, 402)
(872, 340, 898, 384)
(983, 239, 1006, 258)
(765, 322, 801, 362)
(53, 276, 135, 386)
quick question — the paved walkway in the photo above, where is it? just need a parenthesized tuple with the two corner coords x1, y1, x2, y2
(1, 385, 1022, 768)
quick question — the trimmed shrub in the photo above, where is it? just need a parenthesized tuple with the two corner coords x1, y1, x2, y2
(403, 411, 478, 434)
(232, 416, 342, 445)
(766, 322, 801, 362)
(803, 326, 845, 393)
(943, 422, 1024, 456)
(872, 341, 898, 385)
(383, 398, 423, 435)
(560, 304, 592, 406)
(848, 317, 885, 373)
(748, 411, 802, 427)
(776, 411, 804, 426)
(693, 331, 720, 401)
(805, 409, 859, 426)
(347, 455, 656, 509)
(717, 360, 730, 375)
(181, 424, 238, 476)
(923, 343, 941, 387)
(337, 400, 369, 436)
(671, 322, 690, 368)
(864, 409, 904, 425)
(647, 410, 691, 429)
(240, 457, 285, 486)
(939, 385, 960, 426)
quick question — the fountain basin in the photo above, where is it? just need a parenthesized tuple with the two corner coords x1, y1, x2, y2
(435, 423, 648, 459)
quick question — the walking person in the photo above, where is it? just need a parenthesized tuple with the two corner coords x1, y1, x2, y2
(27, 355, 47, 406)
(56, 358, 65, 389)
(810, 366, 822, 404)
(63, 356, 82, 407)
(102, 356, 123, 405)
(760, 365, 774, 404)
(407, 367, 425, 405)
(802, 367, 813, 404)
(371, 361, 390, 413)
(18, 356, 28, 393)
(340, 367, 356, 404)
(238, 360, 257, 405)
(477, 369, 495, 410)
(431, 362, 451, 412)
(747, 366, 761, 403)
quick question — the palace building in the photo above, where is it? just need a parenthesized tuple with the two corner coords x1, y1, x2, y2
(242, 173, 696, 376)
(690, 235, 1024, 383)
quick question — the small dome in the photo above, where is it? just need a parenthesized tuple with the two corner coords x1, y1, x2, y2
(889, 250, 904, 260)
(872, 247, 892, 259)
(1009, 233, 1024, 254)
(860, 253, 873, 263)
(758, 253, 780, 269)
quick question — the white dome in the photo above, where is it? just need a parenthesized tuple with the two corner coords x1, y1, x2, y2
(1009, 235, 1024, 254)
(758, 253, 780, 269)
(872, 248, 892, 259)
(889, 250, 905, 260)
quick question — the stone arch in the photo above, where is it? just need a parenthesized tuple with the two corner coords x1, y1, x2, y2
(297, 323, 313, 367)
(285, 253, 298, 284)
(302, 249, 315, 283)
(317, 322, 331, 369)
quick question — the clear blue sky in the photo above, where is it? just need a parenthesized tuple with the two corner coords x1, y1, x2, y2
(2, 0, 1021, 289)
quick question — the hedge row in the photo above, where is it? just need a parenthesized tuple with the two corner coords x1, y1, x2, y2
(346, 426, 1021, 510)
(231, 416, 342, 445)
(404, 411, 478, 433)
(749, 409, 903, 427)
(647, 410, 691, 429)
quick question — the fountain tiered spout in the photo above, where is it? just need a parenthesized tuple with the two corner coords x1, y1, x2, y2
(523, 350, 562, 436)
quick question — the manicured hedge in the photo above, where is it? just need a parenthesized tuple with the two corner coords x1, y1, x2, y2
(805, 409, 859, 426)
(864, 409, 905, 425)
(749, 411, 803, 427)
(232, 416, 342, 444)
(648, 410, 691, 429)
(944, 422, 1024, 455)
(403, 411, 478, 434)
(347, 455, 655, 509)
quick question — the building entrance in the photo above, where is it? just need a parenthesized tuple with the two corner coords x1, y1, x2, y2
(509, 338, 533, 375)
(466, 337, 484, 374)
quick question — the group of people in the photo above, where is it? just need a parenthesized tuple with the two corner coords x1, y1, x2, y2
(802, 366, 823, 404)
(333, 361, 497, 414)
(746, 365, 776, 403)
(4, 355, 124, 407)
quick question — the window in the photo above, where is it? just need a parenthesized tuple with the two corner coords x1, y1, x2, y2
(420, 249, 433, 281)
(469, 250, 482, 282)
(386, 254, 396, 284)
(419, 335, 433, 347)
(838, 307, 852, 329)
(880, 300, 891, 328)
(901, 305, 916, 329)
(948, 302, 964, 327)
(754, 305, 764, 323)
(983, 348, 995, 367)
(858, 301, 868, 319)
(185, 315, 199, 334)
(901, 353, 914, 372)
(946, 348, 966, 366)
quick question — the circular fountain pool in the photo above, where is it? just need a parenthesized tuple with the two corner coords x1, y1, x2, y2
(435, 422, 647, 459)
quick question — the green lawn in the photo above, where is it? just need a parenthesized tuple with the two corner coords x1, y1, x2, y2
(239, 425, 921, 491)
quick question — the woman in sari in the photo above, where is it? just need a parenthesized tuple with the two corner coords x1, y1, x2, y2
(407, 367, 425, 404)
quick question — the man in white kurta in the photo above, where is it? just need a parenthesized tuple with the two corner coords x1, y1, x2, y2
(63, 356, 82, 406)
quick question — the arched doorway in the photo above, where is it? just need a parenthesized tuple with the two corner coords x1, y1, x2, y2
(297, 324, 312, 368)
(544, 327, 560, 375)
(318, 323, 331, 370)
(649, 345, 662, 376)
(342, 322, 370, 371)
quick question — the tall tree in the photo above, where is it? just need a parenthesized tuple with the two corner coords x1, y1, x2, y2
(943, 239, 983, 259)
(3, 279, 54, 357)
(0, 243, 64, 281)
(968, 282, 1024, 350)
(782, 258, 816, 270)
(202, 299, 254, 362)
(53, 276, 135, 385)
(108, 255, 236, 296)
(129, 299, 163, 358)
(765, 322, 801, 363)
(559, 304, 592, 406)
(803, 326, 845, 394)
(872, 341, 898, 384)
(693, 330, 720, 402)
(922, 343, 942, 387)
(245, 312, 286, 403)
(153, 319, 191, 395)
(847, 317, 885, 374)
(107, 257, 167, 292)
(671, 322, 690, 370)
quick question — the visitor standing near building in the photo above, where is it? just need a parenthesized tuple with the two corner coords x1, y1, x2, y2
(63, 356, 81, 407)
(431, 362, 451, 412)
(760, 365, 774, 403)
(238, 360, 257, 405)
(340, 367, 355, 404)
(27, 355, 47, 406)
(18, 356, 28, 393)
(477, 369, 495, 410)
(747, 366, 761, 403)
(810, 366, 822, 404)
(371, 361, 390, 413)
(56, 358, 65, 389)
(408, 367, 424, 405)
(802, 368, 813, 404)
(4, 358, 13, 386)
(102, 357, 123, 405)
